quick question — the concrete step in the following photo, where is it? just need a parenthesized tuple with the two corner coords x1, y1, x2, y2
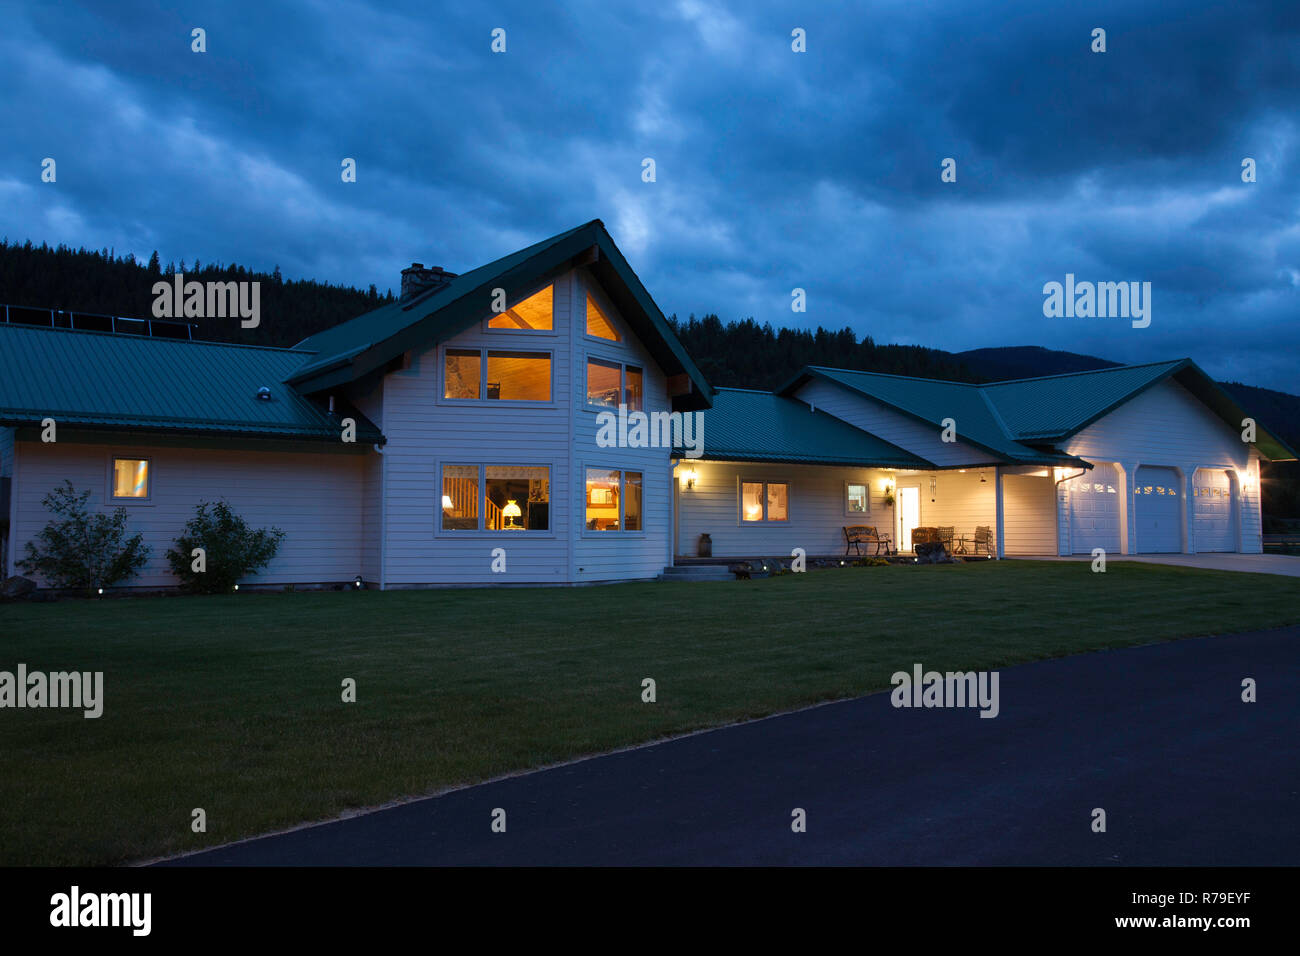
(659, 565, 734, 581)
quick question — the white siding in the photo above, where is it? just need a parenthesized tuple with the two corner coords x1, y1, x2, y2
(1001, 473, 1057, 555)
(675, 461, 893, 558)
(1063, 378, 1262, 553)
(794, 379, 997, 467)
(895, 470, 997, 551)
(354, 380, 384, 584)
(374, 267, 672, 585)
(10, 439, 367, 588)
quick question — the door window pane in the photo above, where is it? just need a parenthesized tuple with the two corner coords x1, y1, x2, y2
(624, 472, 642, 531)
(586, 468, 621, 530)
(486, 466, 549, 530)
(112, 459, 150, 498)
(625, 366, 644, 411)
(846, 483, 868, 513)
(444, 350, 481, 399)
(767, 483, 789, 521)
(441, 464, 479, 530)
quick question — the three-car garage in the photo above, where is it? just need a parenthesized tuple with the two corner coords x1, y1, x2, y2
(1067, 463, 1241, 555)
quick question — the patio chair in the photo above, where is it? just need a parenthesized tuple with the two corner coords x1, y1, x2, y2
(938, 526, 955, 551)
(973, 525, 994, 555)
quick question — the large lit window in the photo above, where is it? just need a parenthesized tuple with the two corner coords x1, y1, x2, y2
(846, 483, 868, 513)
(586, 358, 644, 411)
(486, 350, 550, 401)
(443, 349, 551, 402)
(441, 464, 549, 531)
(586, 468, 643, 531)
(112, 458, 150, 499)
(586, 293, 620, 341)
(741, 480, 788, 522)
(487, 284, 553, 330)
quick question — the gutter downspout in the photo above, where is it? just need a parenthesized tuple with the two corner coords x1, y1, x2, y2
(373, 442, 386, 591)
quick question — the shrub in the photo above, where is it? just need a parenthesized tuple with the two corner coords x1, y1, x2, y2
(17, 481, 151, 593)
(167, 501, 284, 594)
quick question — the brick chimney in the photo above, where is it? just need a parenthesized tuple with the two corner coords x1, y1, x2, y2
(400, 262, 457, 301)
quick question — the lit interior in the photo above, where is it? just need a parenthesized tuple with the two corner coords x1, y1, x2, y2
(488, 285, 553, 330)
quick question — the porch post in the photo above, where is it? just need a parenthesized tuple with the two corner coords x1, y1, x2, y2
(994, 466, 1005, 559)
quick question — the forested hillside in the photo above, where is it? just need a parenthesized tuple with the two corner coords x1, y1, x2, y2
(0, 239, 394, 348)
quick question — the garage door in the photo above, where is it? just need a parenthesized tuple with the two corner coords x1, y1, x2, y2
(1192, 470, 1235, 552)
(1134, 466, 1181, 553)
(1068, 463, 1120, 554)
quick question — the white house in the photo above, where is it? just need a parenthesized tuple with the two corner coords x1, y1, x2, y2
(0, 221, 1293, 589)
(674, 361, 1293, 560)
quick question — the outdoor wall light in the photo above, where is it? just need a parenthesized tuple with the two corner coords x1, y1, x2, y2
(682, 468, 698, 490)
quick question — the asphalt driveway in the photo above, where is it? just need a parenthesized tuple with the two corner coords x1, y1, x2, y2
(161, 626, 1299, 866)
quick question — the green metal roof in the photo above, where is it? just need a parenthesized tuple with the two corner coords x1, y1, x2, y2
(779, 367, 1079, 465)
(681, 387, 933, 467)
(981, 360, 1185, 439)
(778, 357, 1296, 464)
(0, 324, 382, 443)
(980, 358, 1296, 460)
(289, 219, 714, 409)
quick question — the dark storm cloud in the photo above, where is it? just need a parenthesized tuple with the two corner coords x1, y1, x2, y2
(0, 0, 1296, 388)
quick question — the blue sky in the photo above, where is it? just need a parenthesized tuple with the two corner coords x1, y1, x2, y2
(1, 0, 1297, 389)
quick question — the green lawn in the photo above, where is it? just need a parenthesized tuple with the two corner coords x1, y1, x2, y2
(2, 560, 1298, 866)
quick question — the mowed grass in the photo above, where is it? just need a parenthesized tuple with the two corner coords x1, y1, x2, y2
(2, 560, 1298, 866)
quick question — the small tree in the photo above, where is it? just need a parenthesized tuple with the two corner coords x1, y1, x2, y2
(17, 481, 151, 592)
(167, 500, 284, 594)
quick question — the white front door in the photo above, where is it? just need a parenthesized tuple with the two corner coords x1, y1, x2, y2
(897, 486, 920, 551)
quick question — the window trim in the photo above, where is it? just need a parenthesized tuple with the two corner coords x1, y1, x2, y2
(436, 460, 556, 537)
(582, 351, 645, 413)
(437, 345, 556, 407)
(844, 480, 870, 517)
(480, 279, 560, 337)
(107, 454, 154, 505)
(580, 463, 646, 536)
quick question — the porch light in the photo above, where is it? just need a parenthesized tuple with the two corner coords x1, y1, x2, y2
(503, 499, 523, 528)
(682, 467, 698, 490)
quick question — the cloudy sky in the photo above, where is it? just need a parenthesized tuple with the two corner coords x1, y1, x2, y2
(1, 0, 1297, 389)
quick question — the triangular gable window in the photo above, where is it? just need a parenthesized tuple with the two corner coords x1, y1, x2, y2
(489, 285, 553, 330)
(586, 293, 621, 341)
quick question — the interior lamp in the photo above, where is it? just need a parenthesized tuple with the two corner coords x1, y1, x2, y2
(441, 495, 455, 511)
(503, 499, 523, 529)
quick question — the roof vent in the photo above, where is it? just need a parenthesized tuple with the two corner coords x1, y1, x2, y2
(256, 386, 272, 401)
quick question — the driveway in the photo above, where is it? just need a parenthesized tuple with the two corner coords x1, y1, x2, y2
(1030, 553, 1300, 576)
(161, 626, 1300, 866)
